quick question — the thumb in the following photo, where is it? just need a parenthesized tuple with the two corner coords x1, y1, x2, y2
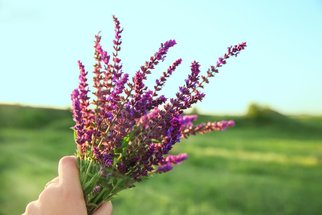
(93, 201, 113, 215)
(58, 156, 79, 186)
(58, 156, 83, 196)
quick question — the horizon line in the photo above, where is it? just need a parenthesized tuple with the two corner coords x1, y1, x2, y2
(1, 102, 322, 117)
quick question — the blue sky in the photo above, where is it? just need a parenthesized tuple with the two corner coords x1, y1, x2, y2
(1, 0, 322, 115)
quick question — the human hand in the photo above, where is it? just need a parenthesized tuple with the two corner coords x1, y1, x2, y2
(24, 156, 112, 215)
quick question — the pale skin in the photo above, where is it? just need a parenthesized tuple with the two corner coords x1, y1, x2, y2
(23, 156, 112, 215)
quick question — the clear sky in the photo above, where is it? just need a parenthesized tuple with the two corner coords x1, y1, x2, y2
(1, 0, 322, 115)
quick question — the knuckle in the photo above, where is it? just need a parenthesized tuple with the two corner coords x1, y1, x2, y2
(38, 185, 60, 202)
(25, 201, 40, 214)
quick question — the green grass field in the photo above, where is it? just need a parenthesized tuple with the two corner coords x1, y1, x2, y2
(0, 104, 322, 215)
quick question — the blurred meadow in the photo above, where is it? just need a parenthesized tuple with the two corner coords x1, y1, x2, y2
(0, 104, 321, 215)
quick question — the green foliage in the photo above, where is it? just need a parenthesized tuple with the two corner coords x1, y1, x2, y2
(244, 104, 322, 137)
(0, 104, 72, 129)
(0, 104, 322, 215)
(246, 103, 288, 123)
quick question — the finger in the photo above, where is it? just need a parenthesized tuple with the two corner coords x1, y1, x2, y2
(58, 156, 81, 189)
(93, 201, 113, 215)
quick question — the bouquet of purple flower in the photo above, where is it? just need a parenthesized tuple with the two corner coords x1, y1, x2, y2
(71, 16, 246, 214)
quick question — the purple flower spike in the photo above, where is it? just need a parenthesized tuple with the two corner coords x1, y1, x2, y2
(153, 58, 182, 96)
(165, 153, 188, 164)
(129, 39, 178, 109)
(157, 40, 177, 61)
(157, 163, 173, 173)
(228, 120, 236, 127)
(180, 115, 198, 126)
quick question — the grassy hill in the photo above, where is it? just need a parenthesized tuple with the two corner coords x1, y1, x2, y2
(0, 104, 321, 215)
(0, 104, 73, 129)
